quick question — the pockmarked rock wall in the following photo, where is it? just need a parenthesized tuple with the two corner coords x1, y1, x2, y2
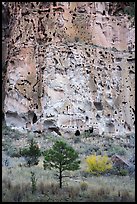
(2, 2, 135, 135)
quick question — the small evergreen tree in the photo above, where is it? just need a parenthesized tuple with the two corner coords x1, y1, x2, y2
(43, 140, 80, 188)
(20, 138, 41, 167)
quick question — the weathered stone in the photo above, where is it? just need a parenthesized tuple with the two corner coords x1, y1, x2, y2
(2, 2, 135, 136)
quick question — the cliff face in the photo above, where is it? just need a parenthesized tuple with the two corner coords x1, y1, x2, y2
(2, 2, 135, 135)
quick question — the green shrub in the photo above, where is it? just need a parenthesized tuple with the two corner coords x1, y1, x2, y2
(83, 130, 91, 138)
(30, 171, 37, 194)
(110, 166, 129, 176)
(85, 154, 112, 176)
(107, 145, 127, 157)
(74, 136, 81, 143)
(124, 2, 135, 18)
(2, 124, 13, 135)
(2, 137, 21, 157)
(7, 147, 21, 157)
(20, 139, 41, 166)
(119, 169, 128, 176)
(2, 138, 12, 151)
(2, 124, 22, 139)
(82, 130, 100, 138)
(80, 182, 88, 191)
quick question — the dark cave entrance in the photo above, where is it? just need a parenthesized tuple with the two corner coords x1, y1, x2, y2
(32, 113, 37, 124)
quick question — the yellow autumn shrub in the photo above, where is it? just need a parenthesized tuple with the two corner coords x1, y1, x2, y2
(85, 154, 112, 175)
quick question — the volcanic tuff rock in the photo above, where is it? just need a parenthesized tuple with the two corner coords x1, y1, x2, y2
(2, 2, 135, 135)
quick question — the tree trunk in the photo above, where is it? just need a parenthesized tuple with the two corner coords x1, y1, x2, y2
(59, 166, 62, 188)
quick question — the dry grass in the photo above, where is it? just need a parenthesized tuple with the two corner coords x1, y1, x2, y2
(2, 178, 135, 202)
(2, 126, 135, 202)
(2, 167, 135, 202)
(2, 153, 135, 202)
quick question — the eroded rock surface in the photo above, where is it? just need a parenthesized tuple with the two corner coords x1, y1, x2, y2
(2, 2, 135, 135)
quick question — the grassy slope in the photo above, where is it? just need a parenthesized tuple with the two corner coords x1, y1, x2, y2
(2, 125, 135, 202)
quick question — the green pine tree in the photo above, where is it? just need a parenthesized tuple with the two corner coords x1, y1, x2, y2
(20, 138, 41, 167)
(43, 140, 80, 188)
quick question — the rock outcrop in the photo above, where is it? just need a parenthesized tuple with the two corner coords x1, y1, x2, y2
(2, 2, 135, 135)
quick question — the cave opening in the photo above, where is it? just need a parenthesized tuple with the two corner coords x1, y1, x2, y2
(89, 127, 93, 133)
(33, 113, 37, 124)
(93, 101, 103, 110)
(75, 129, 80, 136)
(86, 116, 89, 121)
(53, 2, 57, 7)
(103, 10, 105, 15)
